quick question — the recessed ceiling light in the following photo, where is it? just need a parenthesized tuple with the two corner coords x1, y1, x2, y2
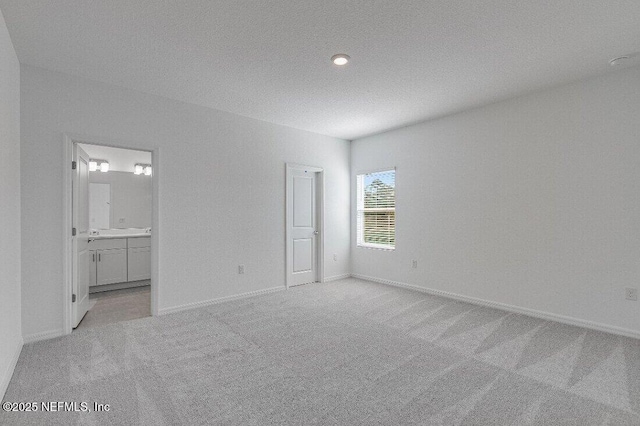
(331, 54, 350, 66)
(609, 56, 630, 66)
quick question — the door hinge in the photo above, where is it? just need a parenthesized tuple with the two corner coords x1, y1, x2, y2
(72, 161, 77, 170)
(72, 294, 76, 303)
(72, 227, 76, 236)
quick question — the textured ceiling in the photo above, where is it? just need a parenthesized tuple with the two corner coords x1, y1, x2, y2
(2, 1, 640, 140)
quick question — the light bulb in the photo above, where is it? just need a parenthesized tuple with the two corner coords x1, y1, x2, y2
(331, 54, 350, 66)
(89, 161, 98, 172)
(134, 164, 143, 175)
(100, 162, 109, 172)
(144, 166, 152, 176)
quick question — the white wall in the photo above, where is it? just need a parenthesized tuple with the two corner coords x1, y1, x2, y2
(351, 66, 640, 335)
(21, 65, 351, 338)
(90, 171, 152, 229)
(0, 8, 21, 399)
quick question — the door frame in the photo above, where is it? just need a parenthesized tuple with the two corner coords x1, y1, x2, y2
(71, 143, 91, 327)
(285, 163, 324, 289)
(62, 133, 160, 335)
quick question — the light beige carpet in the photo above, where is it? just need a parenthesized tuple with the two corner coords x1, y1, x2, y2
(2, 278, 639, 425)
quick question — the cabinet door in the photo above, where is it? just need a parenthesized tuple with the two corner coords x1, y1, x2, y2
(96, 248, 128, 285)
(89, 250, 97, 287)
(128, 247, 151, 281)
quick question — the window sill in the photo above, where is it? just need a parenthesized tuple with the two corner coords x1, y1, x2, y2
(357, 244, 395, 251)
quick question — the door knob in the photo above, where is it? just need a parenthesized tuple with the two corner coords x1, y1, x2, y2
(313, 231, 319, 235)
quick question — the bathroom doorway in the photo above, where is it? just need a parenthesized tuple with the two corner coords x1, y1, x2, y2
(63, 136, 158, 333)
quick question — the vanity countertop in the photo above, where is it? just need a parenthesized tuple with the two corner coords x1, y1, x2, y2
(89, 229, 151, 240)
(90, 233, 150, 240)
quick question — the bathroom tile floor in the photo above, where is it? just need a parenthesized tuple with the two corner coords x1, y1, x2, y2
(75, 284, 150, 330)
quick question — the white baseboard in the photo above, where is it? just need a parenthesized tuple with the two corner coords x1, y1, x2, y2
(158, 286, 286, 316)
(23, 329, 65, 344)
(352, 273, 640, 340)
(1, 337, 23, 401)
(324, 273, 352, 282)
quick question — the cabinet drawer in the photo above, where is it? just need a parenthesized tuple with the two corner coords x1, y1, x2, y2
(128, 236, 151, 248)
(89, 238, 127, 250)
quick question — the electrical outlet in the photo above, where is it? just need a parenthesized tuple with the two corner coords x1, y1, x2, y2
(333, 254, 337, 261)
(238, 265, 245, 274)
(625, 287, 638, 301)
(412, 260, 418, 269)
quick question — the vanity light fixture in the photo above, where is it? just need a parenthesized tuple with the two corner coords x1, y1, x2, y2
(331, 53, 350, 66)
(134, 163, 152, 176)
(89, 159, 109, 172)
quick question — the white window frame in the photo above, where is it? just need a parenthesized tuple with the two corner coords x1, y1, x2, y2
(356, 168, 396, 250)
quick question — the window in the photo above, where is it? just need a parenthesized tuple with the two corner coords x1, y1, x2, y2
(357, 169, 396, 249)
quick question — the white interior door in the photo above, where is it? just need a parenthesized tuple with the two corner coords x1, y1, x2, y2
(72, 144, 91, 328)
(286, 165, 322, 287)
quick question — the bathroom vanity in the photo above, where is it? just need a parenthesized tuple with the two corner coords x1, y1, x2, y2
(88, 229, 151, 292)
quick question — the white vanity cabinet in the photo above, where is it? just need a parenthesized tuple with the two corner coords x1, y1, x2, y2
(97, 248, 128, 285)
(127, 237, 151, 281)
(88, 235, 151, 289)
(89, 250, 97, 286)
(89, 238, 128, 286)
